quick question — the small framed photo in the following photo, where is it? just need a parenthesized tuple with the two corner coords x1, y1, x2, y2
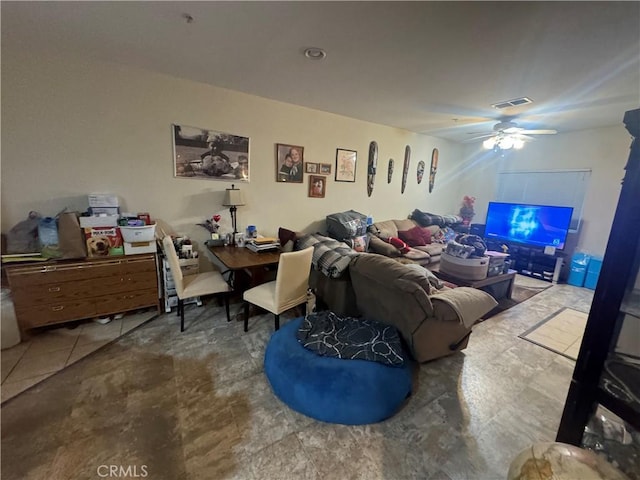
(305, 162, 319, 174)
(276, 143, 304, 183)
(308, 175, 326, 198)
(335, 148, 357, 183)
(320, 163, 332, 175)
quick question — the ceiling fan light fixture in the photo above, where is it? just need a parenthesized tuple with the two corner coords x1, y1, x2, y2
(513, 138, 525, 149)
(498, 136, 514, 150)
(483, 137, 497, 150)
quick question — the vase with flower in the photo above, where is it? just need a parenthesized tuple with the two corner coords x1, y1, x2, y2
(459, 195, 476, 226)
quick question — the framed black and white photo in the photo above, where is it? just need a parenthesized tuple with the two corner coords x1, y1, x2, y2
(173, 124, 249, 182)
(320, 163, 332, 175)
(335, 148, 357, 182)
(276, 143, 304, 183)
(305, 162, 319, 174)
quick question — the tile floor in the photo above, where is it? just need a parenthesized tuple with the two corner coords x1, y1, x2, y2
(1, 278, 601, 479)
(521, 307, 589, 360)
(1, 310, 157, 402)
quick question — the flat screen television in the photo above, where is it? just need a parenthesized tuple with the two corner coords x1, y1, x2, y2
(484, 202, 574, 249)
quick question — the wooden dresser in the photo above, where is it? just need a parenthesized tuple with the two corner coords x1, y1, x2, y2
(5, 253, 160, 336)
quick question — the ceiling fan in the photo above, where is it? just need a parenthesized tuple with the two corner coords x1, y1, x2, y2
(467, 121, 557, 150)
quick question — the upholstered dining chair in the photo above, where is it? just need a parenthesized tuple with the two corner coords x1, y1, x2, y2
(162, 236, 232, 332)
(243, 246, 314, 332)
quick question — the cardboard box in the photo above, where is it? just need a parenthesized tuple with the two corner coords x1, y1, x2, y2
(88, 193, 119, 207)
(84, 227, 124, 256)
(79, 215, 120, 228)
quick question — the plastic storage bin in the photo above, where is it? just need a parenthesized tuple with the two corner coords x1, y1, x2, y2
(121, 224, 157, 255)
(567, 252, 591, 287)
(584, 256, 603, 290)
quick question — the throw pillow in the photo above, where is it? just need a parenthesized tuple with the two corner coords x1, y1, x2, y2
(398, 225, 431, 247)
(388, 236, 410, 254)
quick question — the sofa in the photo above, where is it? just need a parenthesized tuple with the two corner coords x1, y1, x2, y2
(367, 218, 445, 265)
(349, 253, 498, 362)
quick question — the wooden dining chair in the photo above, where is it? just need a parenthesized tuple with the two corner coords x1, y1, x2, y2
(162, 236, 232, 332)
(242, 247, 314, 332)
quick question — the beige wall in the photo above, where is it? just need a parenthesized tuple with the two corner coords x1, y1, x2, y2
(1, 49, 462, 251)
(1, 49, 631, 260)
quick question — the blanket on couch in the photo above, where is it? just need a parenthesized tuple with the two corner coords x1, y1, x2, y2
(296, 311, 404, 366)
(297, 233, 361, 279)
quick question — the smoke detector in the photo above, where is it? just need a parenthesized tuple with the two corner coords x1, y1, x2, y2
(304, 47, 327, 60)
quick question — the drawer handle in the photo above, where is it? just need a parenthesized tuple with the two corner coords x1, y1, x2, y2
(51, 305, 64, 311)
(48, 286, 61, 292)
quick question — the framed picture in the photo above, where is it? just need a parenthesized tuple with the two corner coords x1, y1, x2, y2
(305, 162, 319, 174)
(276, 143, 304, 183)
(335, 148, 357, 182)
(320, 163, 332, 175)
(172, 124, 249, 181)
(308, 175, 326, 198)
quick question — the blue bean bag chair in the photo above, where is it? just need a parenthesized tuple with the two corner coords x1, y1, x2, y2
(264, 317, 413, 425)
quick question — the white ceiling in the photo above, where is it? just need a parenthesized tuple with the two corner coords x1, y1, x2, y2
(2, 1, 639, 143)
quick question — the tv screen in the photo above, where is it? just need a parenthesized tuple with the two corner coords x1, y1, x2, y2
(484, 202, 574, 249)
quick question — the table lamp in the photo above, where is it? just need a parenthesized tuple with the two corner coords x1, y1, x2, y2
(222, 184, 246, 246)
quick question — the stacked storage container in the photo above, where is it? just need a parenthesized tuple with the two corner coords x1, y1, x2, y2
(584, 256, 603, 290)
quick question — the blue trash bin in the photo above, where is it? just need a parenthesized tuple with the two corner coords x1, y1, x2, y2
(567, 253, 591, 287)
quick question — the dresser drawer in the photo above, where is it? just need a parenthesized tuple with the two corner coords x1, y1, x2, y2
(94, 288, 158, 316)
(6, 259, 124, 287)
(15, 300, 97, 329)
(11, 278, 98, 305)
(79, 270, 158, 297)
(120, 254, 157, 274)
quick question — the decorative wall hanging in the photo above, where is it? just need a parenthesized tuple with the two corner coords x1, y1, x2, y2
(387, 158, 394, 183)
(401, 145, 411, 194)
(308, 175, 326, 198)
(276, 144, 304, 183)
(417, 160, 425, 184)
(173, 124, 249, 181)
(429, 148, 439, 193)
(335, 148, 357, 182)
(305, 162, 319, 174)
(367, 141, 378, 197)
(320, 163, 332, 175)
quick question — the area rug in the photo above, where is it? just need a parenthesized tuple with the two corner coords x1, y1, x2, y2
(519, 307, 589, 360)
(482, 275, 552, 320)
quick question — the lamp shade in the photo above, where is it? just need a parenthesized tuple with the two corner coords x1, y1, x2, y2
(223, 186, 246, 206)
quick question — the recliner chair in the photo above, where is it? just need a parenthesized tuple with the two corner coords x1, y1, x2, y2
(349, 254, 497, 362)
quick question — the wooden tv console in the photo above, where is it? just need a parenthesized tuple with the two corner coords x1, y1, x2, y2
(5, 253, 160, 337)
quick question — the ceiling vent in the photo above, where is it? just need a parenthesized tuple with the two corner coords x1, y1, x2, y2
(491, 97, 533, 109)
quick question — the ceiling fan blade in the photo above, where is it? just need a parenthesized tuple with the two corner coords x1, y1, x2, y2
(502, 127, 523, 134)
(463, 134, 496, 143)
(466, 131, 493, 135)
(520, 129, 557, 135)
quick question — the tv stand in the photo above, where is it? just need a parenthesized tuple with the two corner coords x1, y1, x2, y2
(485, 240, 565, 283)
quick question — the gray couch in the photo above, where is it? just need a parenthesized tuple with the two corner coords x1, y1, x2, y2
(349, 253, 497, 362)
(367, 218, 445, 265)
